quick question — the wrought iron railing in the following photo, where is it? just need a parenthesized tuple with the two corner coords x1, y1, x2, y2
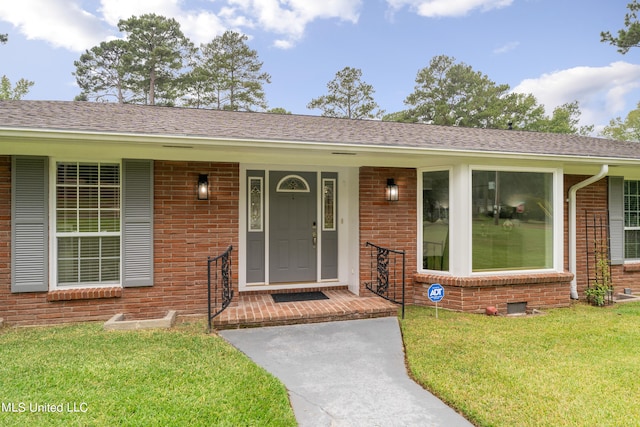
(364, 242, 405, 319)
(208, 245, 233, 332)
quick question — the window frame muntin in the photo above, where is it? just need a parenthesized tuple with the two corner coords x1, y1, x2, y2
(623, 179, 640, 261)
(50, 159, 123, 290)
(275, 174, 311, 193)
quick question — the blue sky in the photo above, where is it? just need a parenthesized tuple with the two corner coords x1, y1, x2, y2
(1, 0, 638, 133)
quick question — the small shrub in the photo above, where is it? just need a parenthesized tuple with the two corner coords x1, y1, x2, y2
(585, 240, 612, 306)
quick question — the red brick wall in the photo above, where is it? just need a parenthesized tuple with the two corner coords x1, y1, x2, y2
(564, 175, 609, 299)
(0, 158, 239, 326)
(613, 264, 640, 294)
(123, 161, 239, 320)
(414, 272, 573, 313)
(359, 167, 417, 301)
(565, 175, 640, 297)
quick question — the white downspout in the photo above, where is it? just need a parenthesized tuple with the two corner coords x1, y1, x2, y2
(568, 164, 608, 299)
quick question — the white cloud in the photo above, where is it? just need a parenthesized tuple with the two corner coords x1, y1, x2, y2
(493, 41, 519, 55)
(386, 0, 513, 18)
(98, 0, 182, 26)
(0, 0, 362, 52)
(0, 0, 110, 51)
(178, 11, 229, 45)
(227, 0, 361, 47)
(99, 0, 228, 45)
(511, 61, 640, 130)
(274, 39, 295, 49)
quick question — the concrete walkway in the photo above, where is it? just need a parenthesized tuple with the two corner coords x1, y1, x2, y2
(220, 317, 474, 427)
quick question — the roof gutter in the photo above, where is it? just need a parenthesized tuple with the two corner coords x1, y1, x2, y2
(567, 164, 608, 299)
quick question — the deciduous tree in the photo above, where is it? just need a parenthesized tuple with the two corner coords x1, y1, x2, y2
(524, 101, 594, 135)
(308, 66, 383, 119)
(601, 102, 640, 141)
(403, 55, 514, 127)
(0, 75, 34, 100)
(0, 33, 34, 100)
(392, 55, 593, 134)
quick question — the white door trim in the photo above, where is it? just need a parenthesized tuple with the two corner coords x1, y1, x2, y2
(239, 164, 358, 293)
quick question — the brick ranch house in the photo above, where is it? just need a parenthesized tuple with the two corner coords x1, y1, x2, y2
(2, 100, 640, 326)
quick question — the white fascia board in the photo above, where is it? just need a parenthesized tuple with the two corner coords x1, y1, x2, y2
(2, 127, 640, 167)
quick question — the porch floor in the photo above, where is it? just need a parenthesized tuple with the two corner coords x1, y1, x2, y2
(213, 289, 399, 329)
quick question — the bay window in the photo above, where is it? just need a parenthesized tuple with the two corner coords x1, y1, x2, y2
(419, 166, 557, 274)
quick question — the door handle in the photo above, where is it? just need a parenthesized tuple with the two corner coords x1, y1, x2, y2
(312, 221, 317, 248)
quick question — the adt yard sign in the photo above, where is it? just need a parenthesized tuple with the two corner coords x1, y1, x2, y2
(428, 283, 444, 318)
(428, 283, 444, 303)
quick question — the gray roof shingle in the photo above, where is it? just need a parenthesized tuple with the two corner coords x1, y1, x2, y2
(1, 100, 639, 160)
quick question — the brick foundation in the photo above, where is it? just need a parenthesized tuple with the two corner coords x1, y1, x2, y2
(414, 272, 574, 314)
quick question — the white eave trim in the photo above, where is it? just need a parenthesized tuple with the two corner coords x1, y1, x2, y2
(1, 127, 640, 166)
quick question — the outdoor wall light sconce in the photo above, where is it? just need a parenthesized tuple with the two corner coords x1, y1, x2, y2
(386, 178, 399, 202)
(197, 174, 209, 200)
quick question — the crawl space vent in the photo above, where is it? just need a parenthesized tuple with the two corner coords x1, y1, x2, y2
(507, 302, 527, 315)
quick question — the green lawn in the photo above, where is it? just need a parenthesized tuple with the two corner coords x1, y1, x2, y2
(5, 304, 640, 426)
(0, 321, 296, 427)
(401, 302, 640, 426)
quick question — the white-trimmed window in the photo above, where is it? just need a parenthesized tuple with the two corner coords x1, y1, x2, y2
(419, 166, 559, 274)
(420, 170, 450, 271)
(471, 169, 554, 271)
(624, 180, 640, 259)
(55, 162, 121, 287)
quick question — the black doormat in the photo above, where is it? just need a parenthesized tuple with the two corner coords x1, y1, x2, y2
(272, 291, 329, 303)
